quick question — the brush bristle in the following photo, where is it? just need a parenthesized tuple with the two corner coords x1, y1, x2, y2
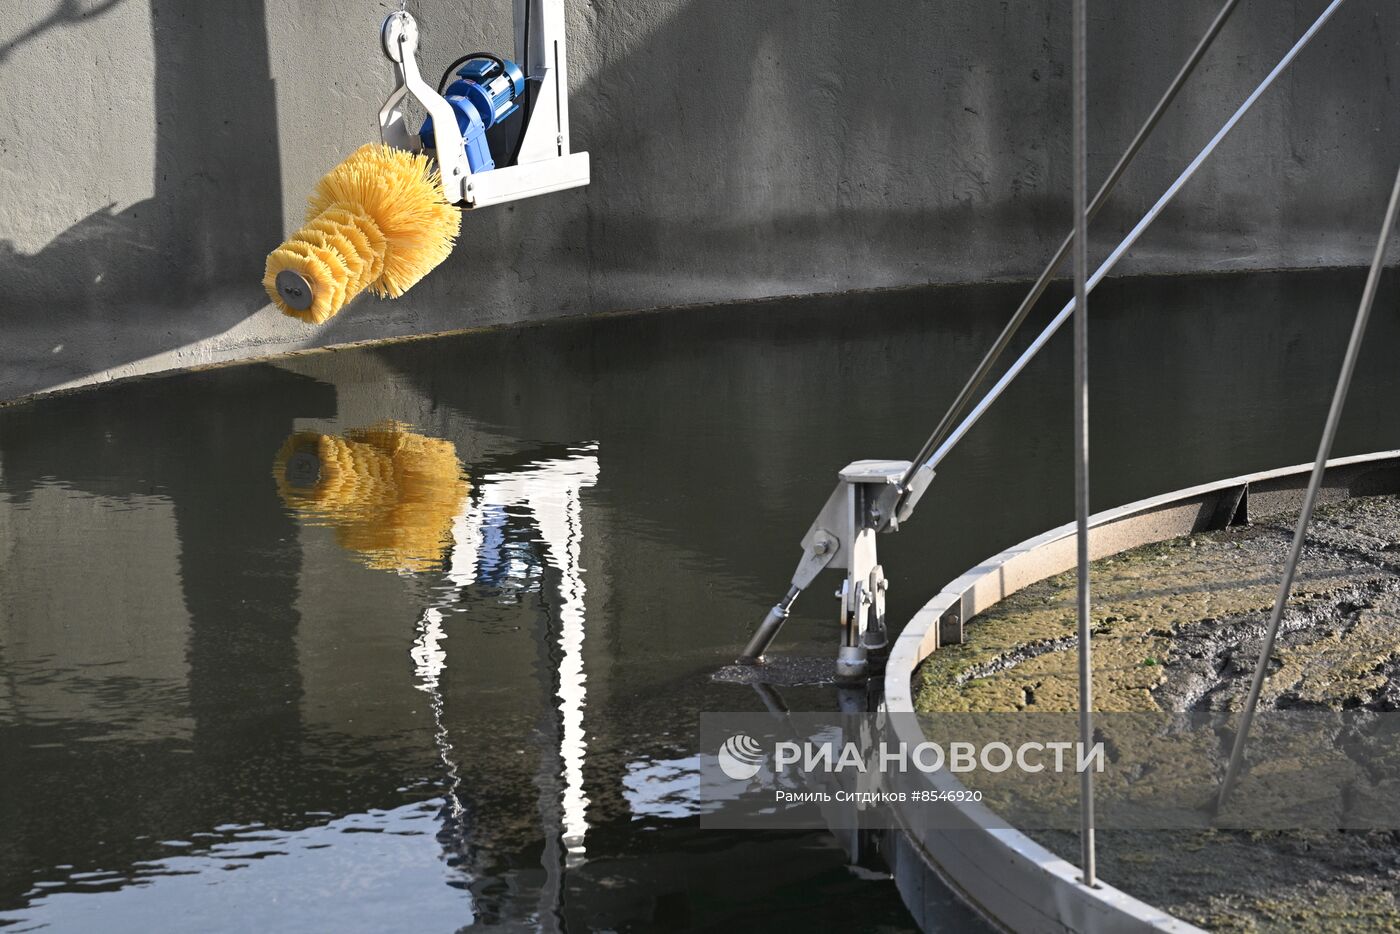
(264, 144, 461, 322)
(309, 144, 462, 300)
(273, 421, 469, 572)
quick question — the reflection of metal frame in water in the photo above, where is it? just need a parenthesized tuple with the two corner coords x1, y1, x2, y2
(408, 446, 600, 911)
(744, 678, 892, 874)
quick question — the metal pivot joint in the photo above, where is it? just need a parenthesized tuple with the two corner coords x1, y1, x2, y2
(739, 460, 913, 682)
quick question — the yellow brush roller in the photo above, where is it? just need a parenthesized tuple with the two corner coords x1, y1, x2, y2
(273, 421, 470, 573)
(264, 144, 461, 324)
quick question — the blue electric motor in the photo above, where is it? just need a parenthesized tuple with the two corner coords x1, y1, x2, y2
(420, 55, 525, 173)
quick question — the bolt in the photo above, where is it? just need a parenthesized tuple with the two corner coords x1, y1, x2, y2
(813, 539, 831, 555)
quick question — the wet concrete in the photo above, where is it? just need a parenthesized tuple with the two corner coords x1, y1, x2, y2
(915, 494, 1400, 931)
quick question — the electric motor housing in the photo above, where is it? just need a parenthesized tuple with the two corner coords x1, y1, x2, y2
(420, 56, 526, 173)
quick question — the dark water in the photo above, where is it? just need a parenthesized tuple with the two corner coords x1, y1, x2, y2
(1, 267, 1398, 932)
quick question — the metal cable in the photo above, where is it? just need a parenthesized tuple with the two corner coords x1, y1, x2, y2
(897, 0, 1242, 500)
(1217, 159, 1400, 808)
(1071, 0, 1096, 890)
(914, 0, 1348, 479)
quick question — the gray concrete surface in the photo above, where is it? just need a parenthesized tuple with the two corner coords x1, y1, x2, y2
(1, 0, 1396, 401)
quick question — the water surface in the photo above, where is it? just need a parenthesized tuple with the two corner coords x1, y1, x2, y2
(2, 267, 1398, 931)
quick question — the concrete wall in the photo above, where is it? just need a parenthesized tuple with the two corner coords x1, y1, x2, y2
(1, 0, 1396, 400)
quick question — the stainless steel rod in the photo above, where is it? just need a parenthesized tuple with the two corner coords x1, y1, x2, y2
(1217, 160, 1400, 808)
(919, 0, 1348, 477)
(897, 0, 1243, 499)
(1071, 0, 1096, 889)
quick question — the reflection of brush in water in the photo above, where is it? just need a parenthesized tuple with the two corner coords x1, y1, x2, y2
(273, 422, 469, 572)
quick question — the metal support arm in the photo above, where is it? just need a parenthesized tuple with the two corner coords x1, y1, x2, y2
(740, 0, 1345, 680)
(891, 0, 1242, 525)
(380, 11, 471, 204)
(739, 460, 908, 681)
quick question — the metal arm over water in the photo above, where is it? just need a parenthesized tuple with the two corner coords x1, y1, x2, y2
(739, 0, 1349, 686)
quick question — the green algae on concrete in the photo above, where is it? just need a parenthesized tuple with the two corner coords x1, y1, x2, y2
(912, 494, 1400, 933)
(915, 498, 1400, 716)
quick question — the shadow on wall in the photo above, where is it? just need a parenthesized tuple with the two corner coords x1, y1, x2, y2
(552, 0, 1064, 305)
(1, 0, 1394, 399)
(0, 0, 125, 63)
(542, 0, 1397, 311)
(0, 0, 281, 381)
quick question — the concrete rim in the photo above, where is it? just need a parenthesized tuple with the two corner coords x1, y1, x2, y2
(881, 449, 1400, 933)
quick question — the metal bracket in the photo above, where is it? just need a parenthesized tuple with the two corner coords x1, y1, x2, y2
(740, 459, 911, 681)
(1208, 482, 1249, 530)
(379, 11, 472, 204)
(894, 460, 937, 527)
(939, 602, 963, 647)
(376, 6, 589, 210)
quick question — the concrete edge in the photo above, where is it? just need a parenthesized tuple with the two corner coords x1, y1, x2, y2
(11, 262, 1389, 408)
(881, 449, 1400, 933)
(1, 275, 1017, 407)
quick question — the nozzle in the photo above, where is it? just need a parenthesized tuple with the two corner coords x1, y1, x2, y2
(739, 585, 801, 664)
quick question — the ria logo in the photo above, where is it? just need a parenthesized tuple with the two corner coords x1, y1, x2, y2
(717, 733, 765, 780)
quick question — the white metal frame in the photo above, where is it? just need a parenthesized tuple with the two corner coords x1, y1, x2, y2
(378, 2, 590, 209)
